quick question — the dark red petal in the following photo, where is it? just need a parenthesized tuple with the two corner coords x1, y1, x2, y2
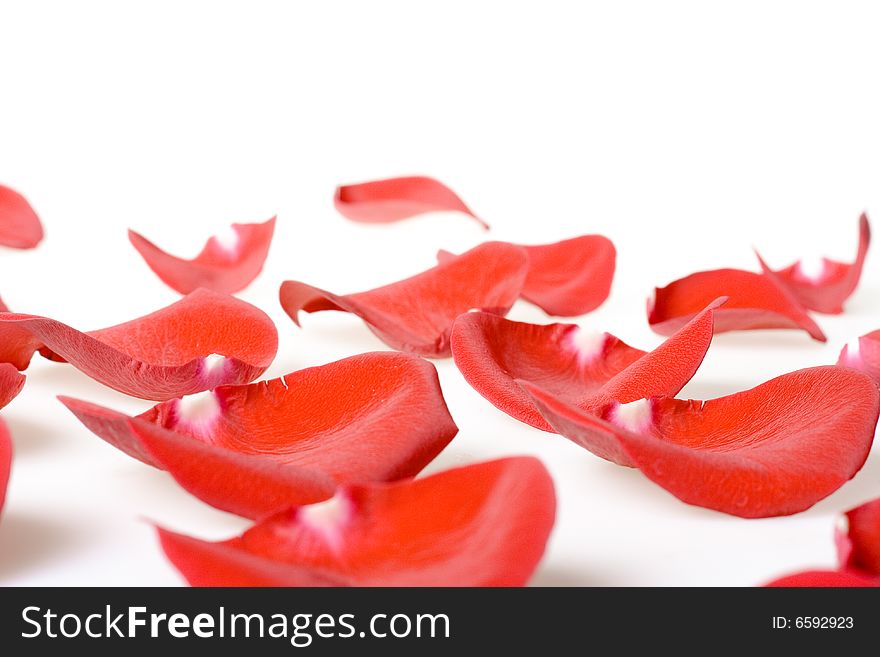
(649, 269, 826, 341)
(451, 299, 720, 432)
(524, 366, 879, 517)
(764, 570, 879, 587)
(0, 289, 278, 400)
(0, 184, 43, 249)
(440, 235, 616, 317)
(129, 217, 276, 295)
(840, 498, 880, 576)
(756, 214, 870, 314)
(60, 352, 457, 497)
(0, 419, 10, 517)
(838, 331, 880, 383)
(158, 457, 556, 586)
(0, 363, 25, 411)
(334, 176, 488, 230)
(280, 242, 528, 357)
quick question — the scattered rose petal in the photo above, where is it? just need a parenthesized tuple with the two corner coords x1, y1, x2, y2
(280, 242, 528, 357)
(765, 498, 880, 586)
(649, 268, 826, 341)
(157, 457, 556, 586)
(522, 366, 878, 517)
(60, 352, 457, 518)
(136, 417, 336, 518)
(334, 176, 488, 230)
(129, 217, 276, 295)
(451, 299, 722, 431)
(0, 288, 278, 400)
(839, 498, 880, 576)
(756, 214, 870, 314)
(0, 184, 43, 249)
(838, 331, 880, 383)
(0, 419, 9, 517)
(439, 234, 616, 317)
(0, 363, 25, 411)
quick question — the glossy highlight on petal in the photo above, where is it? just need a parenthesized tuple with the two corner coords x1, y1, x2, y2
(0, 184, 44, 249)
(129, 217, 276, 294)
(280, 242, 528, 357)
(649, 268, 826, 341)
(523, 366, 879, 517)
(756, 214, 870, 314)
(158, 457, 556, 586)
(60, 352, 458, 518)
(334, 176, 488, 229)
(0, 289, 278, 400)
(451, 299, 721, 431)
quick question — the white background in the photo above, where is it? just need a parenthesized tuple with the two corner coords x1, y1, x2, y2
(1, 1, 880, 586)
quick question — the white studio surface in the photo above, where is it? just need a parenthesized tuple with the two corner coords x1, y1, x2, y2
(1, 1, 880, 586)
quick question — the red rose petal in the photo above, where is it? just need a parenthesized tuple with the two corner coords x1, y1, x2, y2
(841, 498, 880, 576)
(522, 366, 878, 517)
(0, 184, 43, 249)
(0, 364, 25, 411)
(765, 497, 880, 587)
(60, 353, 457, 516)
(649, 268, 826, 341)
(128, 217, 276, 295)
(334, 176, 488, 230)
(439, 234, 616, 317)
(756, 214, 870, 314)
(0, 419, 10, 517)
(280, 242, 528, 357)
(133, 417, 336, 518)
(451, 299, 721, 432)
(0, 289, 278, 400)
(838, 331, 880, 383)
(764, 570, 878, 587)
(157, 529, 346, 586)
(157, 457, 556, 586)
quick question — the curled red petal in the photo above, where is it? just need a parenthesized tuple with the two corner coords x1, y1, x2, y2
(280, 242, 528, 357)
(157, 529, 347, 586)
(840, 498, 880, 576)
(440, 234, 616, 317)
(0, 363, 25, 411)
(0, 184, 43, 249)
(523, 366, 878, 517)
(764, 570, 879, 587)
(838, 331, 880, 383)
(451, 299, 721, 432)
(0, 289, 278, 400)
(519, 235, 616, 315)
(60, 352, 457, 512)
(756, 214, 870, 314)
(158, 457, 556, 586)
(129, 217, 276, 295)
(133, 418, 336, 518)
(334, 176, 488, 230)
(649, 269, 826, 341)
(0, 419, 10, 517)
